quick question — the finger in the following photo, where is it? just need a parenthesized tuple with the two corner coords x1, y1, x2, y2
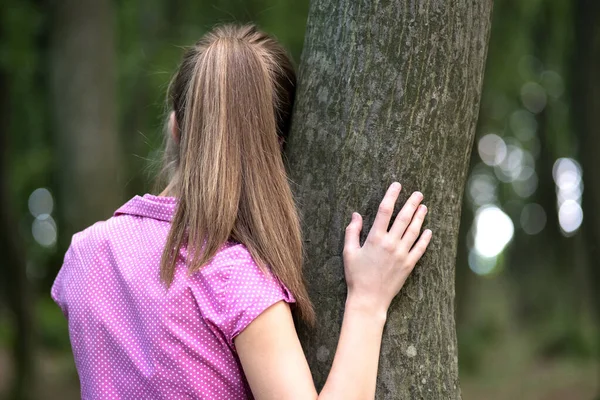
(369, 182, 402, 237)
(389, 191, 424, 238)
(407, 229, 432, 266)
(344, 212, 363, 251)
(400, 204, 428, 249)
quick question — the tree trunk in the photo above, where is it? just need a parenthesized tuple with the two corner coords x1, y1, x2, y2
(286, 1, 493, 398)
(50, 0, 122, 235)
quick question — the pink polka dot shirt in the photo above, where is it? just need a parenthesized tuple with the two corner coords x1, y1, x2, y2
(51, 194, 295, 399)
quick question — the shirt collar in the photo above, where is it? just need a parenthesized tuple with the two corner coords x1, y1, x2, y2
(114, 194, 178, 222)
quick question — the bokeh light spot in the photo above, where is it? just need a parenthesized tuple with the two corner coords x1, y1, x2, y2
(558, 200, 583, 235)
(541, 70, 564, 98)
(32, 214, 57, 248)
(512, 171, 538, 198)
(468, 170, 498, 206)
(468, 250, 497, 276)
(28, 188, 54, 217)
(509, 109, 537, 141)
(474, 206, 514, 258)
(521, 82, 547, 114)
(496, 144, 529, 182)
(478, 134, 507, 166)
(520, 203, 546, 235)
(553, 158, 582, 193)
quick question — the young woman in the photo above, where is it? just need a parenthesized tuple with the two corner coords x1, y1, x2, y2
(51, 24, 432, 399)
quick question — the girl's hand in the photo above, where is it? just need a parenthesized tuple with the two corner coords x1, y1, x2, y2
(343, 182, 432, 317)
(238, 181, 429, 400)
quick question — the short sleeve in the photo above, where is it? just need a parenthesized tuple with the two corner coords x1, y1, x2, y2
(216, 245, 295, 348)
(50, 243, 79, 317)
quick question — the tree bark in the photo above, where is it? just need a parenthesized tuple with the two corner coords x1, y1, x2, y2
(50, 0, 122, 235)
(286, 1, 493, 398)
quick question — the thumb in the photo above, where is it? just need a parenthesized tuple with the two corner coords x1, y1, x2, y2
(344, 212, 363, 251)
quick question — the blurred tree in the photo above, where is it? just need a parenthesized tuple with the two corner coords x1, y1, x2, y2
(50, 0, 123, 235)
(573, 0, 600, 392)
(455, 0, 595, 369)
(505, 0, 584, 351)
(0, 72, 35, 400)
(0, 1, 47, 398)
(286, 1, 493, 398)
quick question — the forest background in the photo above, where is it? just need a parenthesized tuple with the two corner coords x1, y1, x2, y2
(0, 0, 598, 399)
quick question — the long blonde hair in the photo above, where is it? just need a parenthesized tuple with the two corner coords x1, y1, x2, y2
(159, 24, 314, 324)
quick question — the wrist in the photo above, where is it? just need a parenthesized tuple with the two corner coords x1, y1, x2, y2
(344, 294, 388, 326)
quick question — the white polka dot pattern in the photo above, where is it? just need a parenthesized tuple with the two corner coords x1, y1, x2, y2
(51, 194, 295, 399)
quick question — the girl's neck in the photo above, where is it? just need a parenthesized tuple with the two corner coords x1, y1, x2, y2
(159, 174, 180, 198)
(158, 189, 172, 197)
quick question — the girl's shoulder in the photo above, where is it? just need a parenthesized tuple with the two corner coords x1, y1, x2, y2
(193, 241, 285, 299)
(190, 241, 295, 348)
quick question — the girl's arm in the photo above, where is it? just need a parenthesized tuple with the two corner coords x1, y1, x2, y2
(236, 183, 431, 400)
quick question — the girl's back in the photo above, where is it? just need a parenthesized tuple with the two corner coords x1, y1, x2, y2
(52, 23, 433, 400)
(52, 194, 293, 399)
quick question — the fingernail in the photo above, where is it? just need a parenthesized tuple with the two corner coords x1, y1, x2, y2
(425, 229, 432, 235)
(414, 191, 423, 199)
(421, 205, 427, 212)
(352, 212, 358, 221)
(391, 182, 401, 190)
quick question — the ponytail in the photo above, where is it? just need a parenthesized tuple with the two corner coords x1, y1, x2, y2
(160, 24, 314, 324)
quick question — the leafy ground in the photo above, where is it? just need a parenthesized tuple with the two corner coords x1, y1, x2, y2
(0, 349, 597, 399)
